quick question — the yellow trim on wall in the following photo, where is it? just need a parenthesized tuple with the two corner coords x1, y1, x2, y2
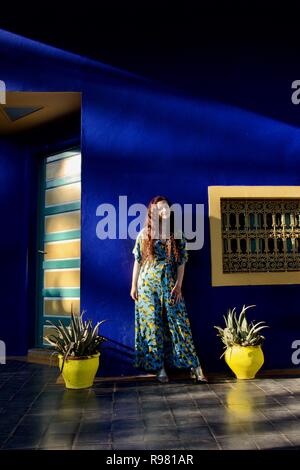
(208, 186, 300, 286)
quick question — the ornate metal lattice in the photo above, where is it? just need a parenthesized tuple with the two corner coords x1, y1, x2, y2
(221, 198, 300, 273)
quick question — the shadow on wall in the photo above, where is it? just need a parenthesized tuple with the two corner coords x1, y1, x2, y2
(82, 83, 300, 375)
(1, 28, 300, 373)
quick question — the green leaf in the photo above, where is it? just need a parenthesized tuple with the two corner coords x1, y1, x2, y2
(214, 304, 268, 350)
(44, 310, 108, 359)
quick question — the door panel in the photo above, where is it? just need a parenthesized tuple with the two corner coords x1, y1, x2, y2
(44, 298, 80, 317)
(44, 240, 81, 260)
(45, 210, 81, 233)
(37, 147, 81, 346)
(45, 153, 81, 180)
(45, 182, 81, 206)
(44, 269, 80, 288)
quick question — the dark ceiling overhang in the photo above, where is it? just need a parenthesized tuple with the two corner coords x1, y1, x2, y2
(0, 4, 298, 79)
(2, 105, 44, 122)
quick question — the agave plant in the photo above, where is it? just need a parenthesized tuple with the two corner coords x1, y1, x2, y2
(43, 309, 107, 373)
(214, 304, 269, 358)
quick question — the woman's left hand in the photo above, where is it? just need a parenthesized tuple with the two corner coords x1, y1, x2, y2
(170, 283, 183, 304)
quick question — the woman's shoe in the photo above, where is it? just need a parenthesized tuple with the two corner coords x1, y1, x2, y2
(156, 366, 169, 383)
(190, 366, 208, 383)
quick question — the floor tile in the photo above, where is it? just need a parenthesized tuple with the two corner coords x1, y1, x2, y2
(73, 443, 112, 450)
(144, 439, 183, 450)
(74, 432, 111, 444)
(1, 360, 300, 452)
(182, 439, 220, 450)
(144, 426, 178, 441)
(254, 433, 293, 449)
(216, 436, 258, 450)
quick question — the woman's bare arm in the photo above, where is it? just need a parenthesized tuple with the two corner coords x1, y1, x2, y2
(176, 263, 185, 288)
(130, 260, 141, 300)
(171, 262, 186, 303)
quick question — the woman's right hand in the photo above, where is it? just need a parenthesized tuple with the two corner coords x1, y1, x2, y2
(130, 285, 138, 301)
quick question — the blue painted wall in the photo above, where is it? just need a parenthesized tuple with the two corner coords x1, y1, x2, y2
(0, 137, 32, 355)
(1, 29, 300, 375)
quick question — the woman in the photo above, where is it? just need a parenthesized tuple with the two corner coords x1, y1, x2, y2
(130, 195, 207, 383)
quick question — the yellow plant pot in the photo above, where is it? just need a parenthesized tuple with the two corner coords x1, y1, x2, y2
(58, 352, 100, 389)
(224, 345, 264, 379)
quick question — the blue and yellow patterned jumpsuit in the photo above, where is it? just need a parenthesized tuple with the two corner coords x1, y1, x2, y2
(132, 228, 201, 372)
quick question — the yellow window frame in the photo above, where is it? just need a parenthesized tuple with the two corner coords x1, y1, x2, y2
(208, 186, 300, 286)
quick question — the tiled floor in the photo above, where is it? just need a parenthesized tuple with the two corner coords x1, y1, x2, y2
(1, 360, 300, 450)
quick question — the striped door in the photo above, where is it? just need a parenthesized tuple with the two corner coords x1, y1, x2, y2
(37, 148, 81, 346)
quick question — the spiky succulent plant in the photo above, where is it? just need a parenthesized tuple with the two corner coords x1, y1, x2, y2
(43, 309, 107, 372)
(214, 304, 269, 358)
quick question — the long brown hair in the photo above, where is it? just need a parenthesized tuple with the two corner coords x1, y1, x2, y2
(140, 195, 180, 264)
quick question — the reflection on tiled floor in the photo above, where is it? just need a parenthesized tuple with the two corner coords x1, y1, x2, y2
(1, 360, 300, 450)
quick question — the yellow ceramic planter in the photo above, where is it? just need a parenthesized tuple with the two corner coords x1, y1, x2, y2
(225, 345, 264, 379)
(58, 352, 100, 389)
